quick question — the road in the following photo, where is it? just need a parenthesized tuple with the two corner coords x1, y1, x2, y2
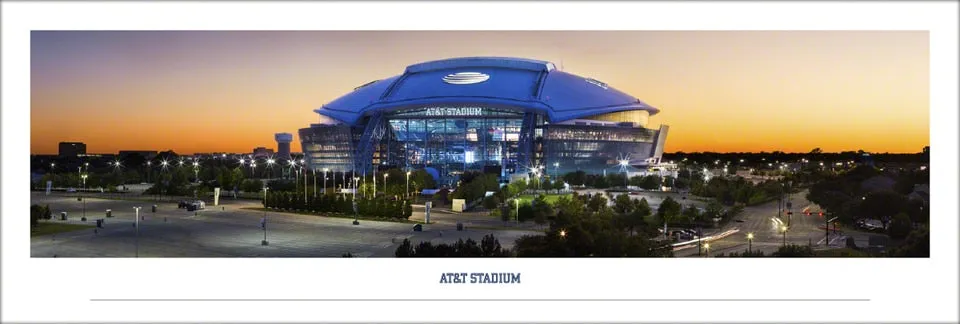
(30, 193, 540, 257)
(676, 189, 883, 257)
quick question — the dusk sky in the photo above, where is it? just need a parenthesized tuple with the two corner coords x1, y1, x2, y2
(31, 31, 929, 155)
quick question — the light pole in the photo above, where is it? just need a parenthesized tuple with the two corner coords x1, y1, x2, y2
(704, 243, 711, 257)
(81, 174, 88, 218)
(312, 169, 317, 197)
(304, 165, 308, 202)
(619, 159, 629, 188)
(383, 173, 389, 199)
(266, 159, 275, 180)
(262, 187, 268, 245)
(133, 206, 141, 257)
(747, 232, 754, 253)
(193, 161, 200, 183)
(553, 162, 559, 180)
(406, 171, 411, 199)
(373, 168, 377, 199)
(780, 225, 788, 247)
(353, 177, 359, 201)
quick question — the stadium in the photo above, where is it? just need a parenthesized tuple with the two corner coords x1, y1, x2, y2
(299, 57, 669, 185)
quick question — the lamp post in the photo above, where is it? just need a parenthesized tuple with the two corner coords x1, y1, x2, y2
(405, 171, 411, 199)
(304, 165, 308, 202)
(383, 173, 389, 199)
(262, 187, 269, 245)
(553, 162, 559, 180)
(266, 158, 275, 180)
(353, 177, 359, 201)
(704, 242, 711, 257)
(747, 232, 754, 253)
(780, 225, 788, 247)
(619, 159, 629, 188)
(133, 206, 141, 257)
(81, 174, 88, 218)
(313, 169, 317, 197)
(193, 161, 200, 183)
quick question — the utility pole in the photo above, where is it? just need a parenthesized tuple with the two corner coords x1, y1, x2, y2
(133, 207, 141, 258)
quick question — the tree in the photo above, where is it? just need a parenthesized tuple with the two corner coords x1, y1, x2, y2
(890, 226, 929, 257)
(551, 179, 565, 193)
(402, 200, 413, 219)
(531, 195, 554, 226)
(860, 191, 908, 227)
(563, 171, 586, 186)
(483, 195, 500, 210)
(612, 193, 634, 215)
(657, 196, 682, 225)
(772, 244, 815, 257)
(622, 198, 651, 235)
(705, 201, 724, 221)
(587, 194, 607, 212)
(887, 212, 913, 239)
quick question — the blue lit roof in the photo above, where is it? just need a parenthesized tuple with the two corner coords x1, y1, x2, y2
(316, 56, 659, 125)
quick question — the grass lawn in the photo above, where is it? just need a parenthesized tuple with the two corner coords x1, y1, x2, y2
(241, 207, 417, 224)
(515, 194, 571, 205)
(31, 222, 94, 237)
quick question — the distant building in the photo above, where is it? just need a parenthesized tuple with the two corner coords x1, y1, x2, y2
(58, 142, 86, 157)
(119, 150, 158, 160)
(252, 147, 274, 159)
(275, 133, 293, 160)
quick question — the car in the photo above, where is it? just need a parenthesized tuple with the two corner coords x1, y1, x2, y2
(412, 224, 423, 232)
(178, 200, 188, 208)
(66, 188, 76, 193)
(735, 219, 745, 223)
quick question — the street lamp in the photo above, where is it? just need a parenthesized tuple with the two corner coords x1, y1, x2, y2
(704, 243, 711, 257)
(81, 174, 88, 218)
(383, 173, 389, 198)
(406, 171, 411, 199)
(323, 168, 329, 194)
(780, 225, 788, 247)
(193, 161, 200, 183)
(553, 162, 559, 180)
(559, 229, 567, 238)
(353, 177, 359, 200)
(266, 158, 274, 179)
(619, 159, 629, 188)
(133, 206, 141, 257)
(747, 232, 754, 253)
(262, 187, 269, 245)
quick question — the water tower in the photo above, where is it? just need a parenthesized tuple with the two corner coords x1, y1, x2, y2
(275, 133, 293, 161)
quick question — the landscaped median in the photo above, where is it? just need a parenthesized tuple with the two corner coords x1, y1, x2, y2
(241, 207, 418, 224)
(31, 222, 94, 237)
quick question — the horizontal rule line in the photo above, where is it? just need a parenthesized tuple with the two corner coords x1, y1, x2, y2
(90, 298, 870, 302)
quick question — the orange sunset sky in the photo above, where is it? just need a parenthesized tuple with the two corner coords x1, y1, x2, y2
(31, 31, 929, 155)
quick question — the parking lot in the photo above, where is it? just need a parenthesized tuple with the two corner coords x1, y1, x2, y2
(30, 193, 540, 257)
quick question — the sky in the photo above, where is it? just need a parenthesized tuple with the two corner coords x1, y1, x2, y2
(31, 31, 929, 155)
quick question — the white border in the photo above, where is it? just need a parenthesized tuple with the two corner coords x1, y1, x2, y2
(3, 1, 957, 323)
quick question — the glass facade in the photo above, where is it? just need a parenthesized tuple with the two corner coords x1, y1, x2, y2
(301, 106, 665, 184)
(379, 107, 525, 182)
(299, 124, 357, 172)
(541, 124, 658, 175)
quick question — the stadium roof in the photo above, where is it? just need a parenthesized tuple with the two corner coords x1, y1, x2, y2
(316, 56, 659, 125)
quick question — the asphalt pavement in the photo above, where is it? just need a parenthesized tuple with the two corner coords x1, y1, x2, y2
(30, 193, 539, 257)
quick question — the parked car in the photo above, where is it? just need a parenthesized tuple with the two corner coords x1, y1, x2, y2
(412, 224, 423, 232)
(185, 200, 205, 211)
